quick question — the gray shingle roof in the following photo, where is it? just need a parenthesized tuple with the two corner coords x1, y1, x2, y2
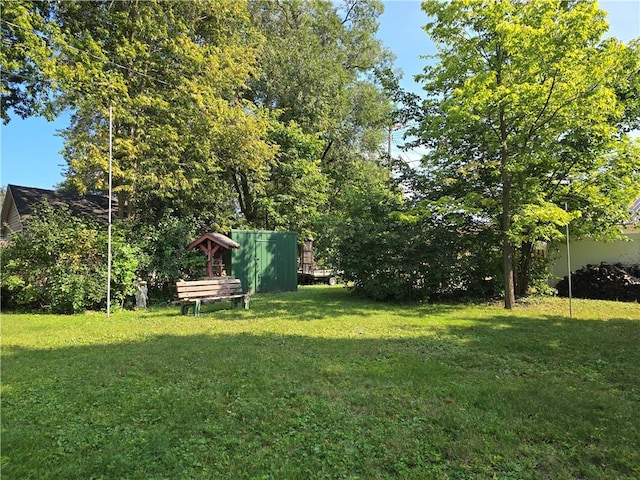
(7, 184, 117, 224)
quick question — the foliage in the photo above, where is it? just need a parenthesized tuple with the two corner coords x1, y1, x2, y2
(0, 203, 138, 313)
(414, 0, 640, 307)
(3, 287, 640, 479)
(335, 178, 503, 301)
(122, 214, 206, 298)
(253, 121, 328, 237)
(245, 0, 395, 246)
(5, 0, 396, 268)
(34, 0, 275, 223)
(615, 39, 640, 133)
(0, 0, 59, 123)
(333, 169, 410, 300)
(246, 0, 391, 135)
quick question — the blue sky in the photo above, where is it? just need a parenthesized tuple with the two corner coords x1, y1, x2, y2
(1, 0, 639, 190)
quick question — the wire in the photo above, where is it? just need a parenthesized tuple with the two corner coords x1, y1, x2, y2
(1, 18, 175, 89)
(399, 153, 425, 168)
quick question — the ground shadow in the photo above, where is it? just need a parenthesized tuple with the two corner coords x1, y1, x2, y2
(176, 285, 465, 321)
(3, 311, 640, 479)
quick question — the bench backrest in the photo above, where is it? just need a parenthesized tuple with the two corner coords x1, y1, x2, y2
(176, 277, 244, 300)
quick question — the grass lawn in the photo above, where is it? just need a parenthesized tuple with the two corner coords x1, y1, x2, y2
(2, 286, 639, 479)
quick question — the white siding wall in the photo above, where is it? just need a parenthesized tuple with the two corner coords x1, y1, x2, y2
(549, 232, 640, 283)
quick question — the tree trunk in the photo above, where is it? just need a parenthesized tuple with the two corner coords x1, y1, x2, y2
(502, 177, 516, 309)
(117, 191, 126, 220)
(516, 241, 534, 297)
(495, 45, 516, 309)
(231, 169, 257, 225)
(500, 107, 516, 309)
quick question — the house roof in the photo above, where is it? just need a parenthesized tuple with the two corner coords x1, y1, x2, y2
(2, 184, 117, 226)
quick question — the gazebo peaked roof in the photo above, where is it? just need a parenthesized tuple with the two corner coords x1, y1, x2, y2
(188, 232, 240, 278)
(188, 232, 240, 252)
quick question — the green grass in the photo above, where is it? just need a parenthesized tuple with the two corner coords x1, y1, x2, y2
(2, 286, 639, 479)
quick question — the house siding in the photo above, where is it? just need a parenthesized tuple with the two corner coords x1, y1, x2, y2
(7, 204, 22, 234)
(549, 231, 640, 283)
(1, 190, 23, 239)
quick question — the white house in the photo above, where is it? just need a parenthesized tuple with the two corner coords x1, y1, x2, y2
(549, 197, 640, 282)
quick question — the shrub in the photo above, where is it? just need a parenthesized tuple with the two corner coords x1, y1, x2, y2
(557, 263, 640, 302)
(335, 191, 503, 302)
(1, 203, 139, 313)
(122, 214, 204, 299)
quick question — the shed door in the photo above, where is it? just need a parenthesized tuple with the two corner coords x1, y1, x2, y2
(255, 238, 277, 293)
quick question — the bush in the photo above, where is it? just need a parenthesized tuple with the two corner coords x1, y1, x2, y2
(334, 182, 503, 302)
(1, 203, 139, 313)
(557, 263, 640, 302)
(122, 214, 204, 299)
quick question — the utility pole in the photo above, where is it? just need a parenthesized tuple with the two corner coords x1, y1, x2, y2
(387, 125, 392, 166)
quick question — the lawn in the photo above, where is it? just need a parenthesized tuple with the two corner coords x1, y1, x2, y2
(2, 286, 639, 479)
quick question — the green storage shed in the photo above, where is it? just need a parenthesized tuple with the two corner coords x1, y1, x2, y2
(226, 230, 298, 294)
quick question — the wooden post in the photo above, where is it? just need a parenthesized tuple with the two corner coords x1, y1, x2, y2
(197, 239, 220, 277)
(207, 247, 214, 277)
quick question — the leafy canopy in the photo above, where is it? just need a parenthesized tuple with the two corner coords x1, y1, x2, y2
(413, 0, 640, 306)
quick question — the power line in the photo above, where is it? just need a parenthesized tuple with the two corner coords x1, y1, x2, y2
(401, 153, 425, 167)
(1, 18, 175, 89)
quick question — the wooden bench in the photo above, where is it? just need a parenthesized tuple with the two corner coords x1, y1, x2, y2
(174, 277, 250, 316)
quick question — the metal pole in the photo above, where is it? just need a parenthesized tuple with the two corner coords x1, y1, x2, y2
(565, 202, 572, 319)
(107, 105, 113, 318)
(387, 125, 392, 168)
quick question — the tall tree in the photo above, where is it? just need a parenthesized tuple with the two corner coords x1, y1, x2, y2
(29, 0, 275, 224)
(5, 0, 396, 243)
(254, 121, 328, 237)
(415, 0, 640, 308)
(246, 0, 391, 133)
(245, 0, 395, 239)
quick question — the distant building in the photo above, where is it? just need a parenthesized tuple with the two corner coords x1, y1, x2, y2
(1, 184, 116, 240)
(549, 197, 640, 282)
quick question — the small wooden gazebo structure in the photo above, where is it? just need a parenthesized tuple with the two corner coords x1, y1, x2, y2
(188, 232, 240, 277)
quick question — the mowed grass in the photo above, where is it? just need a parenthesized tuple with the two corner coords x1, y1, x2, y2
(2, 287, 639, 479)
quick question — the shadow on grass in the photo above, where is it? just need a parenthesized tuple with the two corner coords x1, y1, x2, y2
(171, 286, 467, 321)
(3, 312, 640, 479)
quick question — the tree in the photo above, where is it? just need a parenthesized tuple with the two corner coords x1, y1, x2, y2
(253, 121, 328, 237)
(6, 1, 396, 241)
(414, 0, 640, 308)
(246, 0, 391, 133)
(0, 0, 59, 123)
(245, 0, 395, 246)
(37, 0, 276, 224)
(122, 213, 205, 297)
(615, 40, 640, 133)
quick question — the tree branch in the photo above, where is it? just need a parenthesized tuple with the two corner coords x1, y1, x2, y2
(341, 0, 359, 26)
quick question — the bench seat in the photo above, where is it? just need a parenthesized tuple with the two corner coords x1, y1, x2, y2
(174, 277, 250, 316)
